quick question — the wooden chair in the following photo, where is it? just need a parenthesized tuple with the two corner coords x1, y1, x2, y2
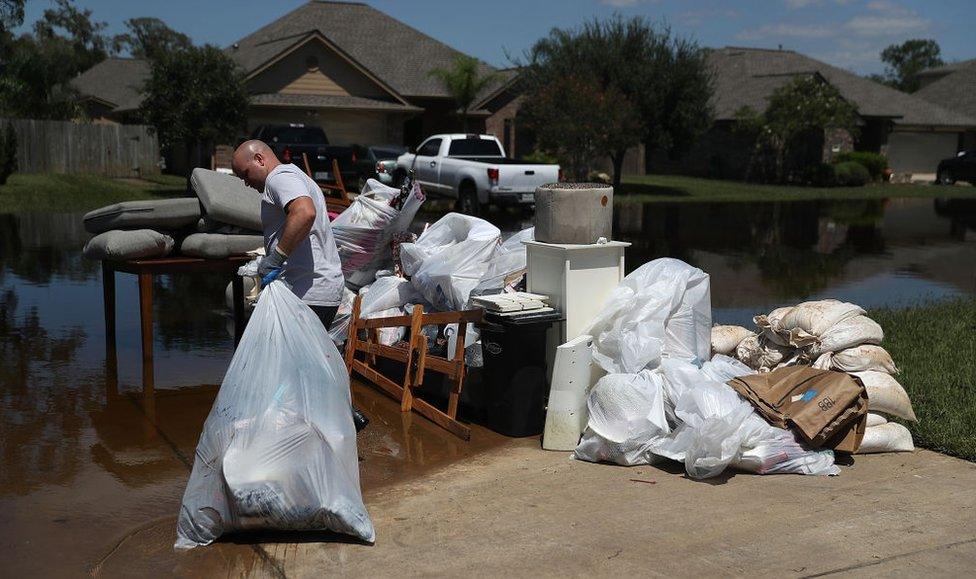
(344, 294, 484, 440)
(302, 153, 351, 214)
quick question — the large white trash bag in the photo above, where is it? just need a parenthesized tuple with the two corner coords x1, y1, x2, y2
(584, 258, 711, 374)
(175, 281, 375, 549)
(574, 371, 670, 466)
(401, 213, 502, 311)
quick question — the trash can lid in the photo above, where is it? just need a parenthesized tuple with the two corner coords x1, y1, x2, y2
(484, 309, 564, 326)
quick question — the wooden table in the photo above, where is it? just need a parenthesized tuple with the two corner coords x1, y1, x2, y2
(102, 255, 251, 393)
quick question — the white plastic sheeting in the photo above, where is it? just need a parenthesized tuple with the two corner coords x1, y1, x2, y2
(583, 258, 711, 374)
(175, 281, 374, 549)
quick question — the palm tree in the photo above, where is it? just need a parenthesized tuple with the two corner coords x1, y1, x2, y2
(428, 55, 499, 132)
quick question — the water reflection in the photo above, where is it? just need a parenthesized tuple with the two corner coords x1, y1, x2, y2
(0, 196, 974, 574)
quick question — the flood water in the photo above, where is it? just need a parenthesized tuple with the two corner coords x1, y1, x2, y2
(1, 196, 974, 575)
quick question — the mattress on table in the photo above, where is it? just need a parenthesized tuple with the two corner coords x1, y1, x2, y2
(83, 229, 175, 261)
(190, 169, 262, 231)
(179, 232, 265, 259)
(83, 198, 201, 234)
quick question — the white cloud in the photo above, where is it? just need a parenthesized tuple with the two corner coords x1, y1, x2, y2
(736, 23, 835, 41)
(676, 8, 739, 26)
(785, 0, 822, 8)
(601, 0, 641, 6)
(843, 13, 929, 36)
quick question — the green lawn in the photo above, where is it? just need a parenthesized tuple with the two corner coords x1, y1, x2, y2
(869, 297, 976, 461)
(0, 172, 187, 213)
(618, 173, 976, 203)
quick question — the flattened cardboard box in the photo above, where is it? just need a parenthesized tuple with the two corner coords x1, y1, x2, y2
(728, 366, 867, 452)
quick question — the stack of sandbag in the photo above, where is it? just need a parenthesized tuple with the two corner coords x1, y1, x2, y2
(713, 299, 916, 453)
(574, 258, 840, 479)
(82, 168, 265, 262)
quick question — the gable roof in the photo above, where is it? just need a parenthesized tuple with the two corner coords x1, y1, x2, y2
(916, 58, 976, 80)
(709, 47, 976, 128)
(228, 1, 499, 99)
(69, 58, 150, 109)
(915, 60, 976, 120)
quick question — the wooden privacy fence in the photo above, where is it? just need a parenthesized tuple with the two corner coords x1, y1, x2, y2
(1, 118, 161, 177)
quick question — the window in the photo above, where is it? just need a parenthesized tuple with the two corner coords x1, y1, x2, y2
(447, 138, 504, 157)
(417, 138, 442, 157)
(371, 147, 405, 160)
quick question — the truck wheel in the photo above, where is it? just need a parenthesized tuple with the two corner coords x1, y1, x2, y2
(456, 183, 482, 216)
(392, 169, 407, 188)
(937, 168, 955, 185)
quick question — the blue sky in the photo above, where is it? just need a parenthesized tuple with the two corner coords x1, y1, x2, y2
(15, 0, 974, 74)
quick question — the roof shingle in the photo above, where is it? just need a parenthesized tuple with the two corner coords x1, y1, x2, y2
(69, 58, 149, 108)
(915, 61, 976, 121)
(708, 47, 976, 128)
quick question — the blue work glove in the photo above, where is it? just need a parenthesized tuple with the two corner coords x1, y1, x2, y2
(258, 246, 287, 287)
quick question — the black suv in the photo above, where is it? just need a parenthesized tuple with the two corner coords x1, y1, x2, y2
(937, 150, 976, 185)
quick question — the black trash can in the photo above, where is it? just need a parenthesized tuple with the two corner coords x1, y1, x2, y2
(478, 310, 562, 437)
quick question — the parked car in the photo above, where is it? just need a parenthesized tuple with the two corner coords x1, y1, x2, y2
(351, 144, 407, 188)
(394, 134, 561, 215)
(250, 124, 355, 184)
(937, 150, 976, 185)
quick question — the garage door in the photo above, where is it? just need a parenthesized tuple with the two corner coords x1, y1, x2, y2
(887, 131, 959, 173)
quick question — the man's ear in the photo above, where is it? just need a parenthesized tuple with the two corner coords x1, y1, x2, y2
(254, 152, 264, 166)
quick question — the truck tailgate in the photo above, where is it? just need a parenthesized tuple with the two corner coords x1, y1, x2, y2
(498, 164, 560, 192)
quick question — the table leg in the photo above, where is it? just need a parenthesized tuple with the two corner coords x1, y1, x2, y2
(102, 261, 117, 364)
(139, 272, 154, 396)
(232, 275, 245, 347)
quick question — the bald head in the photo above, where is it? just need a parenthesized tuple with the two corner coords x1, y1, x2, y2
(232, 139, 280, 191)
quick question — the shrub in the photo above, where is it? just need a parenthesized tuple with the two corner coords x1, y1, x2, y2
(801, 162, 836, 187)
(833, 160, 870, 186)
(0, 123, 17, 186)
(834, 151, 887, 181)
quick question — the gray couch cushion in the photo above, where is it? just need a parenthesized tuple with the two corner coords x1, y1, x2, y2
(195, 216, 258, 234)
(191, 168, 262, 231)
(83, 198, 201, 234)
(83, 229, 175, 261)
(179, 233, 265, 259)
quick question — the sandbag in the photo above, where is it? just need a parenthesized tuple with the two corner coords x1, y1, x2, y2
(175, 281, 374, 549)
(191, 168, 262, 231)
(857, 422, 914, 453)
(866, 412, 888, 427)
(809, 315, 884, 356)
(83, 229, 175, 261)
(734, 334, 797, 372)
(574, 371, 669, 466)
(180, 233, 265, 259)
(584, 258, 711, 374)
(765, 300, 865, 347)
(711, 325, 754, 356)
(813, 344, 899, 374)
(854, 371, 917, 422)
(754, 306, 793, 346)
(83, 198, 201, 234)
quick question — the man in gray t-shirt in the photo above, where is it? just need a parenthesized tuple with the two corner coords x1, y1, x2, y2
(232, 140, 344, 324)
(232, 140, 368, 431)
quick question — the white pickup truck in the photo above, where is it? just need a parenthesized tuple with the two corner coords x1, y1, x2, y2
(394, 134, 560, 215)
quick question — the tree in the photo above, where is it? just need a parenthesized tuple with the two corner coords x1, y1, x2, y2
(139, 45, 248, 183)
(0, 0, 110, 119)
(0, 0, 24, 31)
(519, 17, 712, 189)
(428, 55, 499, 132)
(112, 17, 192, 60)
(876, 39, 943, 93)
(736, 76, 859, 183)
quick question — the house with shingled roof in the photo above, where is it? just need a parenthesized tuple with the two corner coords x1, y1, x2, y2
(915, 59, 976, 152)
(71, 1, 505, 151)
(657, 47, 976, 178)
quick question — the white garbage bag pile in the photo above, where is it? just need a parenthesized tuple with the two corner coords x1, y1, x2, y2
(331, 179, 425, 289)
(175, 281, 374, 549)
(710, 299, 917, 453)
(574, 258, 840, 479)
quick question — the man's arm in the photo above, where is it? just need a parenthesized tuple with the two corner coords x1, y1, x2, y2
(275, 197, 317, 255)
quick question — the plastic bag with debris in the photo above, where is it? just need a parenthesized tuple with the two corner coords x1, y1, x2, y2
(583, 258, 711, 374)
(175, 281, 374, 549)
